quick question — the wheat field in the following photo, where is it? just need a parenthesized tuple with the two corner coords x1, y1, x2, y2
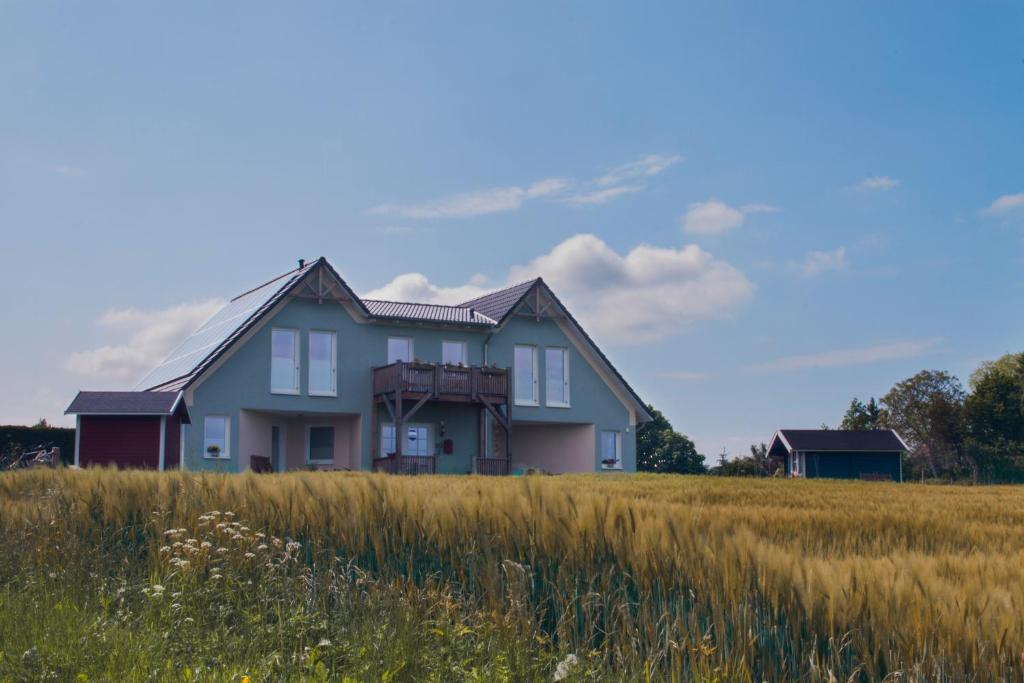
(2, 469, 1023, 681)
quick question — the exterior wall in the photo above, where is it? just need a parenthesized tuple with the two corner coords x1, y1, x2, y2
(79, 415, 161, 469)
(181, 294, 637, 473)
(487, 316, 636, 472)
(164, 415, 181, 470)
(787, 450, 903, 481)
(510, 423, 595, 473)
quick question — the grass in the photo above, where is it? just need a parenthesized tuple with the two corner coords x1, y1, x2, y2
(2, 470, 1024, 681)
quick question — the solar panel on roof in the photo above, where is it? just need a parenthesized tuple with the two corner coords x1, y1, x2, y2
(133, 266, 311, 390)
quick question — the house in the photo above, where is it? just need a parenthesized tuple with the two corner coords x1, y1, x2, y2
(767, 429, 908, 481)
(66, 257, 651, 474)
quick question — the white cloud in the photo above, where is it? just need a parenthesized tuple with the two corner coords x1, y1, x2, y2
(368, 154, 681, 219)
(856, 176, 901, 191)
(563, 185, 643, 206)
(507, 234, 754, 344)
(594, 154, 682, 187)
(65, 300, 224, 382)
(682, 199, 746, 235)
(681, 199, 781, 236)
(796, 247, 847, 277)
(361, 273, 490, 305)
(981, 193, 1024, 216)
(367, 179, 568, 220)
(660, 370, 708, 381)
(748, 338, 943, 373)
(364, 234, 753, 345)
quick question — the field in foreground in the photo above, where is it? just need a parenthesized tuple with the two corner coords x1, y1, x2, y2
(1, 471, 1023, 682)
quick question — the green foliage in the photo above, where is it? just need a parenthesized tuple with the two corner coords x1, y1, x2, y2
(882, 370, 966, 479)
(964, 353, 1024, 481)
(712, 443, 776, 477)
(636, 405, 706, 473)
(839, 397, 888, 430)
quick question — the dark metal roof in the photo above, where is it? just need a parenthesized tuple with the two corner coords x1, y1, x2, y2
(66, 391, 183, 416)
(459, 279, 540, 323)
(363, 300, 497, 326)
(775, 429, 908, 453)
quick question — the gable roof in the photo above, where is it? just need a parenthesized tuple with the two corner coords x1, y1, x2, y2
(125, 259, 650, 421)
(769, 429, 908, 456)
(66, 391, 189, 422)
(363, 300, 496, 326)
(459, 279, 539, 323)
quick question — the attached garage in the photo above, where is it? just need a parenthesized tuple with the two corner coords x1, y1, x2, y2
(65, 391, 190, 470)
(506, 422, 595, 473)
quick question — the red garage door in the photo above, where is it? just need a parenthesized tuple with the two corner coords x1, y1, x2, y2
(79, 415, 161, 469)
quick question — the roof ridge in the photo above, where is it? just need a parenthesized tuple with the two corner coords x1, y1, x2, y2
(230, 260, 313, 302)
(458, 277, 541, 306)
(362, 298, 482, 310)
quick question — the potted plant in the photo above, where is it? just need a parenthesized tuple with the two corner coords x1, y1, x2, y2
(206, 444, 222, 459)
(601, 458, 618, 468)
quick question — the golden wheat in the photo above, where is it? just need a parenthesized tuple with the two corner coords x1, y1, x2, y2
(2, 469, 1023, 681)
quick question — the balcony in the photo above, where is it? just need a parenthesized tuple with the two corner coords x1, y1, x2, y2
(372, 361, 509, 403)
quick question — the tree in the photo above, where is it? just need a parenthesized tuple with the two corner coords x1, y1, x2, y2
(964, 353, 1024, 481)
(881, 370, 966, 479)
(839, 397, 888, 431)
(636, 405, 707, 474)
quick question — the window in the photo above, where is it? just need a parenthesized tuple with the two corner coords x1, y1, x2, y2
(442, 340, 467, 366)
(601, 430, 621, 469)
(545, 347, 570, 407)
(271, 328, 300, 394)
(309, 331, 337, 396)
(514, 345, 538, 406)
(380, 423, 431, 457)
(306, 426, 335, 463)
(387, 337, 413, 364)
(204, 416, 229, 459)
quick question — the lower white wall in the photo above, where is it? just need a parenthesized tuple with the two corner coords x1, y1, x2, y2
(510, 423, 595, 473)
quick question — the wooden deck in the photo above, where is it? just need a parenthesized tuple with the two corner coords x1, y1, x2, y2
(372, 362, 509, 403)
(371, 361, 513, 475)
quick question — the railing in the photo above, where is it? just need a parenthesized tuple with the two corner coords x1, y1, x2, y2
(372, 454, 437, 475)
(372, 362, 509, 401)
(475, 457, 510, 476)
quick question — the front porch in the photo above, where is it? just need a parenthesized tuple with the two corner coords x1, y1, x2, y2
(370, 361, 513, 475)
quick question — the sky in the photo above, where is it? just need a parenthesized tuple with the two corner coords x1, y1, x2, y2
(1, 2, 1023, 460)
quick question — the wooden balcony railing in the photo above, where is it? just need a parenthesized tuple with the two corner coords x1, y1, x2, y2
(372, 455, 437, 475)
(475, 457, 510, 476)
(372, 361, 509, 402)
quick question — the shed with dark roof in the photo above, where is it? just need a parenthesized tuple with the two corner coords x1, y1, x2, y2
(767, 429, 907, 481)
(65, 391, 189, 470)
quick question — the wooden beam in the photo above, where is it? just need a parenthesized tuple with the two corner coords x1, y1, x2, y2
(401, 391, 432, 424)
(479, 395, 509, 432)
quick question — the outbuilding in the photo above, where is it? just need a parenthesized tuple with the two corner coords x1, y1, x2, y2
(767, 429, 907, 482)
(65, 391, 191, 470)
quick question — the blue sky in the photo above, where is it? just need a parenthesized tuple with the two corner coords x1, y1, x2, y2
(2, 2, 1023, 459)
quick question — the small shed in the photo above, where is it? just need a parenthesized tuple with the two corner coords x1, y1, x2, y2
(65, 391, 190, 470)
(767, 429, 907, 482)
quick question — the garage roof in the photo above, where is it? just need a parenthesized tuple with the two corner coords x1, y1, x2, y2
(65, 391, 189, 422)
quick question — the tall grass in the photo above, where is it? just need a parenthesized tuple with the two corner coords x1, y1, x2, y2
(3, 470, 1024, 681)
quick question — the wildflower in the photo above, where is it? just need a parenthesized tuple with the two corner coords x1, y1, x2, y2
(159, 546, 171, 554)
(318, 638, 332, 647)
(211, 574, 223, 580)
(225, 511, 235, 518)
(554, 654, 578, 681)
(201, 541, 212, 549)
(244, 552, 256, 559)
(217, 547, 228, 554)
(257, 544, 268, 551)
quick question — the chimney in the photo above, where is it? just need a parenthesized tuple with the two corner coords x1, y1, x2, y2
(298, 258, 305, 269)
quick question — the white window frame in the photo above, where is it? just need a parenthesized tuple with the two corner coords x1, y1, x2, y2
(203, 415, 230, 460)
(270, 327, 300, 395)
(305, 424, 336, 464)
(442, 340, 468, 366)
(600, 430, 622, 470)
(387, 336, 414, 364)
(308, 330, 337, 397)
(380, 422, 433, 457)
(514, 344, 539, 407)
(544, 347, 571, 408)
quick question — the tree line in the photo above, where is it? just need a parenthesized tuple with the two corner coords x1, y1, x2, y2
(638, 351, 1024, 482)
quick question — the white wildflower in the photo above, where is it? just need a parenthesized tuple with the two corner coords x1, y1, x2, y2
(554, 654, 578, 681)
(318, 638, 332, 647)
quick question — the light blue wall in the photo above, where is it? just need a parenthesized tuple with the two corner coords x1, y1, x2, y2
(487, 316, 636, 471)
(182, 295, 637, 472)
